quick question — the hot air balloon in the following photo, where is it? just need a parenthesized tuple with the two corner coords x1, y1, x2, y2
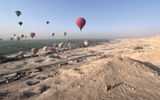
(14, 34, 16, 37)
(58, 42, 63, 48)
(46, 21, 49, 24)
(15, 36, 21, 41)
(31, 48, 38, 54)
(68, 43, 71, 47)
(18, 21, 23, 26)
(76, 17, 86, 31)
(21, 34, 24, 38)
(63, 32, 67, 36)
(15, 10, 21, 17)
(84, 40, 89, 47)
(30, 32, 36, 38)
(18, 51, 25, 57)
(43, 46, 49, 52)
(10, 37, 14, 41)
(52, 33, 55, 36)
(50, 48, 56, 53)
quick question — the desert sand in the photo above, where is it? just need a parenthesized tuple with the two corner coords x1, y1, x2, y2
(0, 36, 160, 100)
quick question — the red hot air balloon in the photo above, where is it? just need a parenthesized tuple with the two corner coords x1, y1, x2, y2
(76, 17, 86, 31)
(30, 32, 36, 38)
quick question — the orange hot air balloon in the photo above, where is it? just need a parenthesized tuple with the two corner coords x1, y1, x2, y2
(30, 32, 36, 38)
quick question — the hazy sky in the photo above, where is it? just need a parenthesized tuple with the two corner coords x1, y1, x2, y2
(0, 0, 160, 40)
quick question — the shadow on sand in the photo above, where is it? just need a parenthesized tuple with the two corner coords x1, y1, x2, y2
(130, 58, 160, 74)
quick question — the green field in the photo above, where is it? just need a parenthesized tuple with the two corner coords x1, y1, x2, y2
(0, 39, 109, 55)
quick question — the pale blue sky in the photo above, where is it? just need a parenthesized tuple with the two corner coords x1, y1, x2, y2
(0, 0, 160, 39)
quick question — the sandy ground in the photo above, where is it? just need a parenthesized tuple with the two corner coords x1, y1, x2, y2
(0, 36, 160, 100)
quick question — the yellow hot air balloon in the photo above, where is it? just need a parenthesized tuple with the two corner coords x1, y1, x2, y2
(58, 42, 63, 48)
(43, 46, 49, 52)
(15, 36, 21, 41)
(63, 32, 67, 36)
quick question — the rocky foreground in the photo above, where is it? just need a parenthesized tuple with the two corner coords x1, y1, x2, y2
(0, 36, 160, 100)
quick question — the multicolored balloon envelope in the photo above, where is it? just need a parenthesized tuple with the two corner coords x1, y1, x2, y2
(76, 17, 86, 31)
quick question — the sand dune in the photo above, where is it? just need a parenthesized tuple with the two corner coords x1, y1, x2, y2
(0, 36, 160, 100)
